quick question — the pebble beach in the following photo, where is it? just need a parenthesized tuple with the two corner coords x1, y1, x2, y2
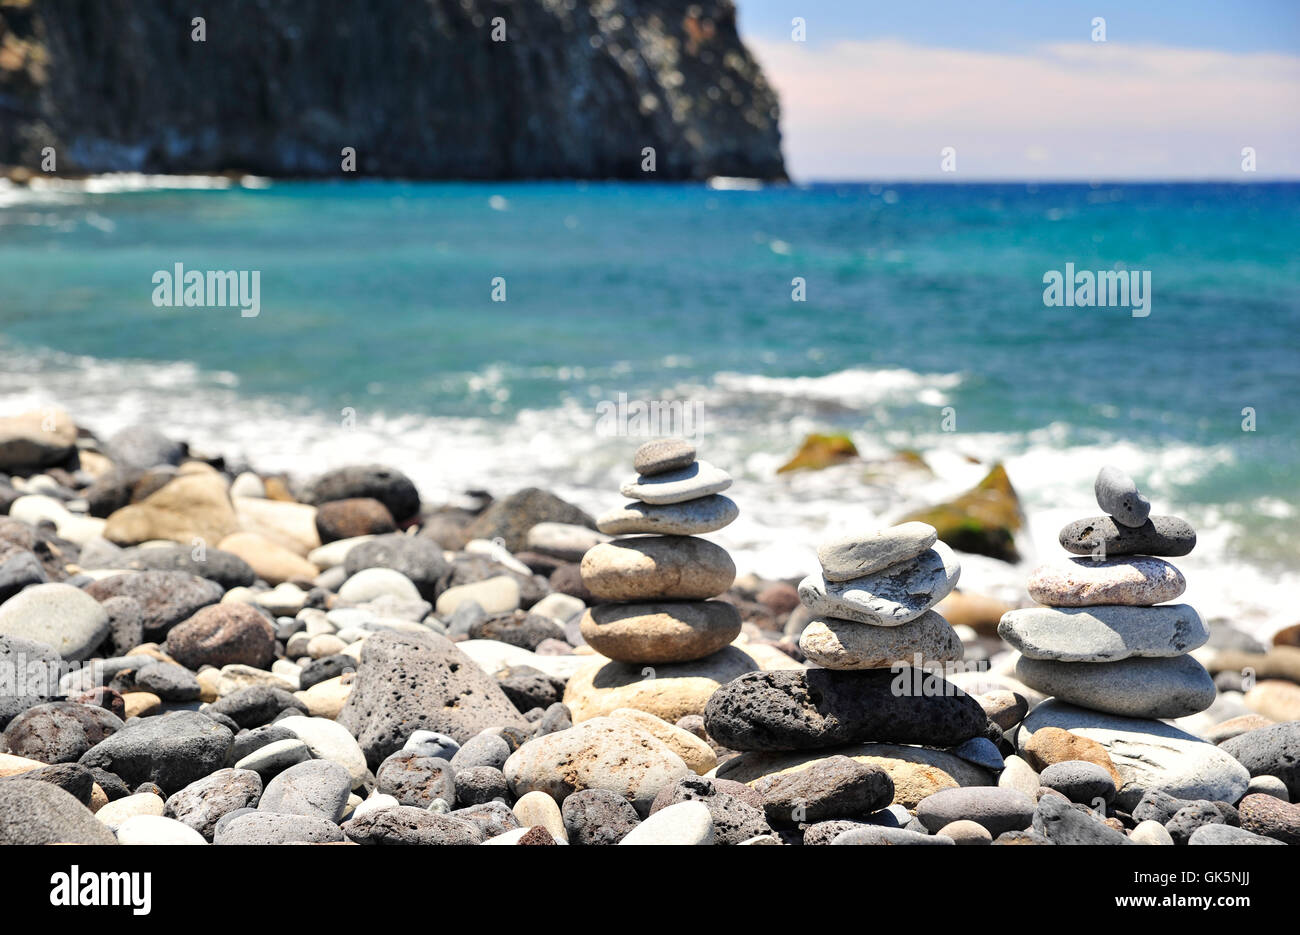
(0, 409, 1296, 847)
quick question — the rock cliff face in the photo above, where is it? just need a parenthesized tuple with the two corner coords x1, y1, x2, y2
(0, 0, 784, 180)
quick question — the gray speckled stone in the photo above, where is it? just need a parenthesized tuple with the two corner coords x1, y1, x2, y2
(1095, 465, 1151, 527)
(798, 610, 962, 669)
(633, 439, 697, 476)
(1219, 721, 1300, 799)
(832, 826, 954, 845)
(0, 583, 110, 661)
(164, 767, 263, 840)
(619, 460, 731, 505)
(1014, 654, 1216, 719)
(1188, 823, 1285, 845)
(214, 811, 346, 844)
(816, 522, 938, 581)
(596, 495, 738, 536)
(998, 604, 1207, 662)
(797, 542, 960, 626)
(1033, 794, 1132, 844)
(258, 758, 351, 822)
(0, 778, 119, 844)
(78, 710, 233, 794)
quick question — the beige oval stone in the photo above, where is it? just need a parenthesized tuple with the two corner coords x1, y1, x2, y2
(798, 610, 962, 669)
(294, 675, 352, 719)
(233, 496, 320, 556)
(580, 536, 735, 601)
(104, 472, 238, 546)
(580, 600, 741, 664)
(610, 707, 718, 775)
(504, 717, 692, 816)
(122, 691, 162, 719)
(1244, 679, 1300, 722)
(95, 792, 164, 831)
(512, 790, 569, 842)
(218, 531, 319, 585)
(562, 647, 760, 723)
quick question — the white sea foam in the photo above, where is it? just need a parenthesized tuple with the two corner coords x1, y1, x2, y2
(1, 349, 1291, 641)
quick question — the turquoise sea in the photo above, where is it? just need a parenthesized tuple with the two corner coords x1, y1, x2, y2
(1, 177, 1297, 632)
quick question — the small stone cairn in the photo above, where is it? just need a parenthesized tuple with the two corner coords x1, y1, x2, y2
(1000, 465, 1214, 720)
(578, 439, 742, 667)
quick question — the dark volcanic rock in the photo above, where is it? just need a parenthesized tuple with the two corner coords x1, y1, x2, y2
(2, 701, 125, 763)
(1220, 721, 1300, 799)
(98, 595, 145, 657)
(336, 629, 529, 768)
(111, 544, 256, 590)
(1032, 795, 1132, 845)
(465, 488, 596, 553)
(301, 465, 421, 523)
(453, 765, 509, 807)
(471, 612, 565, 652)
(299, 653, 356, 690)
(165, 768, 264, 840)
(753, 755, 894, 825)
(165, 603, 276, 669)
(0, 778, 118, 845)
(79, 710, 234, 794)
(703, 668, 988, 751)
(133, 661, 202, 701)
(1059, 515, 1196, 557)
(649, 776, 772, 845)
(208, 685, 308, 728)
(376, 750, 456, 808)
(85, 571, 224, 640)
(2, 762, 96, 805)
(315, 498, 397, 542)
(0, 541, 46, 602)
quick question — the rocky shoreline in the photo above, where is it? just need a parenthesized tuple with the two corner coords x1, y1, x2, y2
(0, 408, 1296, 845)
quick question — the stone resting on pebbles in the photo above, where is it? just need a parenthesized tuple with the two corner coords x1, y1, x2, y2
(560, 440, 761, 722)
(1004, 466, 1249, 808)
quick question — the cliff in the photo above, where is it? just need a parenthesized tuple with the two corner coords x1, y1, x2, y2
(0, 0, 785, 180)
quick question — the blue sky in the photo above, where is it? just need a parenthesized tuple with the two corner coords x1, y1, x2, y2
(734, 1, 1300, 179)
(738, 0, 1300, 54)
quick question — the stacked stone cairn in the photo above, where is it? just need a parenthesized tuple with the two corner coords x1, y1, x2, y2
(704, 522, 989, 763)
(1000, 465, 1216, 722)
(578, 439, 743, 669)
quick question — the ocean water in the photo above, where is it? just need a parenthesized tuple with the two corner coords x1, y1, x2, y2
(1, 176, 1297, 635)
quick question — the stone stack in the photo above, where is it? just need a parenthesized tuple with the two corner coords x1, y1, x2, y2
(797, 521, 963, 671)
(576, 438, 743, 668)
(1000, 465, 1216, 721)
(705, 523, 988, 755)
